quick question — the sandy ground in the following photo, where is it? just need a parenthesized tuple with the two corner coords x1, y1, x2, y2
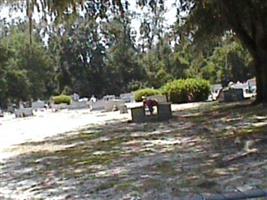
(1, 101, 267, 199)
(0, 109, 129, 158)
(0, 102, 206, 160)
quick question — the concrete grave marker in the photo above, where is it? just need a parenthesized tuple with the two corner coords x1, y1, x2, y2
(218, 88, 244, 102)
(32, 100, 46, 110)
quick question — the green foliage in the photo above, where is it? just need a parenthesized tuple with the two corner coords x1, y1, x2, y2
(50, 15, 108, 97)
(177, 0, 267, 101)
(162, 79, 211, 103)
(202, 40, 253, 86)
(134, 88, 161, 102)
(0, 26, 55, 107)
(52, 95, 72, 105)
(104, 17, 146, 95)
(6, 70, 31, 103)
(0, 1, 260, 106)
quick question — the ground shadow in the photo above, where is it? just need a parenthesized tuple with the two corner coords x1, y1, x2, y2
(1, 101, 267, 199)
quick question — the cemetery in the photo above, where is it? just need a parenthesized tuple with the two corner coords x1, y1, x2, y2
(0, 1, 267, 199)
(0, 81, 266, 199)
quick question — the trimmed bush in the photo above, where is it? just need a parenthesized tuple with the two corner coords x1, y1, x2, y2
(52, 95, 72, 105)
(134, 88, 161, 102)
(162, 79, 210, 103)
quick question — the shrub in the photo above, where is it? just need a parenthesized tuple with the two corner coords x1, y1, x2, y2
(52, 95, 72, 105)
(134, 88, 161, 102)
(162, 79, 211, 103)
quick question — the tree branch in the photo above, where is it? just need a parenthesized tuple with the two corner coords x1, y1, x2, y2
(218, 0, 257, 57)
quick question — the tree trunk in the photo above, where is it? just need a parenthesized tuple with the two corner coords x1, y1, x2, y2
(254, 51, 267, 103)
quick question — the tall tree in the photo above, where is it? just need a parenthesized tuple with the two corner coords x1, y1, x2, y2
(0, 45, 10, 108)
(177, 0, 267, 102)
(0, 26, 55, 106)
(2, 0, 266, 102)
(138, 0, 166, 51)
(48, 13, 109, 97)
(105, 15, 146, 94)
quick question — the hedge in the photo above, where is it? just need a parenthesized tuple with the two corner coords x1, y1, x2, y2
(52, 95, 72, 105)
(162, 79, 210, 103)
(134, 88, 161, 102)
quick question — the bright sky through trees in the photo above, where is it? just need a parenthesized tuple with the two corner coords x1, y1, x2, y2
(0, 0, 177, 34)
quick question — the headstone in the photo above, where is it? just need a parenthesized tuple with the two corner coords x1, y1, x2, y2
(218, 88, 244, 102)
(32, 100, 46, 110)
(72, 93, 80, 101)
(89, 99, 106, 111)
(103, 95, 116, 101)
(130, 102, 172, 123)
(104, 100, 125, 112)
(7, 104, 16, 113)
(131, 106, 146, 123)
(15, 108, 33, 118)
(158, 103, 172, 121)
(119, 105, 128, 114)
(120, 93, 134, 103)
(19, 101, 24, 109)
(89, 96, 126, 112)
(68, 101, 89, 110)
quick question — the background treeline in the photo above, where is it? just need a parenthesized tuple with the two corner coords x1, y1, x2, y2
(0, 7, 254, 108)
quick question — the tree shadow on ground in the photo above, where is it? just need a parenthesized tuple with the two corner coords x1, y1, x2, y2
(1, 101, 267, 199)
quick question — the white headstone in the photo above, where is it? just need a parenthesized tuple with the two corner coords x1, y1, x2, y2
(32, 100, 46, 110)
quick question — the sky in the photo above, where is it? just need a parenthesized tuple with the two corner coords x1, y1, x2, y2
(0, 0, 177, 44)
(130, 0, 177, 22)
(0, 1, 177, 25)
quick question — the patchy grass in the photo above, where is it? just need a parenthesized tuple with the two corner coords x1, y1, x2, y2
(1, 100, 267, 199)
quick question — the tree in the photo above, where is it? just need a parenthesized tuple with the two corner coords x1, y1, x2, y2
(138, 0, 166, 51)
(48, 15, 108, 97)
(105, 16, 146, 94)
(2, 0, 265, 102)
(201, 39, 253, 86)
(0, 45, 10, 108)
(177, 0, 267, 102)
(5, 70, 31, 104)
(0, 25, 55, 106)
(139, 37, 190, 88)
